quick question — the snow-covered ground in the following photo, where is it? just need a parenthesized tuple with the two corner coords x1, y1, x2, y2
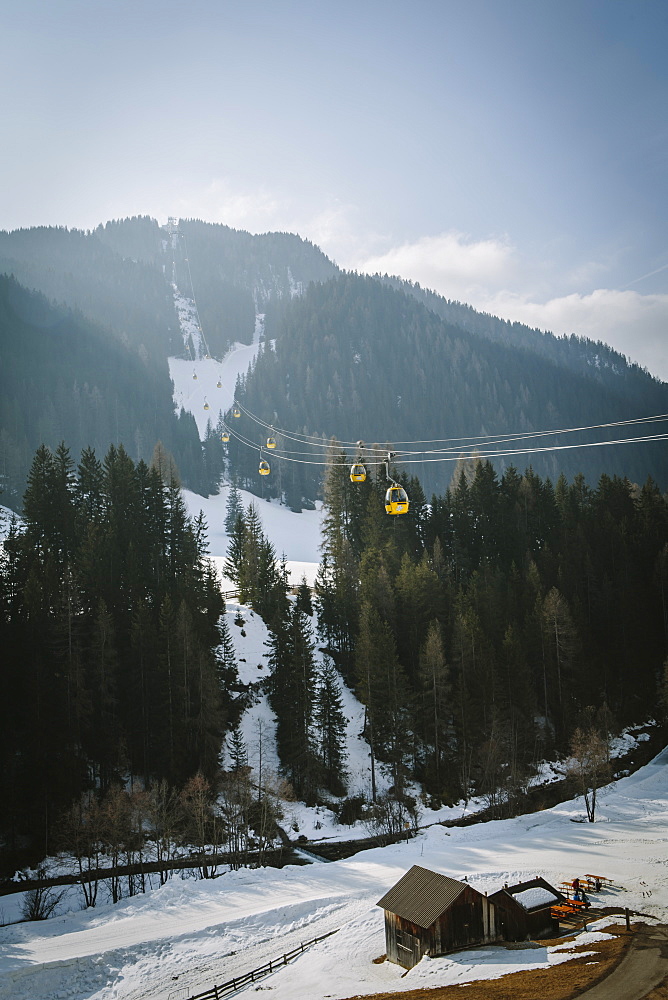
(182, 485, 323, 587)
(170, 294, 324, 586)
(1, 749, 667, 1000)
(169, 297, 265, 440)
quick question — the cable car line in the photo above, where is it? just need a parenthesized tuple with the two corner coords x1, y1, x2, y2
(226, 395, 668, 461)
(180, 231, 215, 362)
(178, 234, 667, 512)
(225, 421, 668, 470)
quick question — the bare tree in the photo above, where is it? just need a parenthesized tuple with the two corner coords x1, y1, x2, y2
(20, 865, 65, 921)
(364, 793, 421, 840)
(180, 772, 222, 878)
(146, 779, 181, 885)
(58, 793, 104, 908)
(568, 726, 611, 822)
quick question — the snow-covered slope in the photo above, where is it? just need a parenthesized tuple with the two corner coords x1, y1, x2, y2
(169, 300, 265, 440)
(170, 296, 326, 584)
(182, 485, 323, 587)
(223, 599, 391, 821)
(1, 749, 667, 1000)
(2, 288, 664, 1000)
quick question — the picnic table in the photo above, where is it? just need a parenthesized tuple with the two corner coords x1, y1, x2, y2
(560, 875, 611, 896)
(551, 898, 590, 921)
(559, 879, 587, 897)
(584, 874, 613, 891)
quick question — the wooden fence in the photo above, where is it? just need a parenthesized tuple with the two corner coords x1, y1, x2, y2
(169, 928, 339, 1000)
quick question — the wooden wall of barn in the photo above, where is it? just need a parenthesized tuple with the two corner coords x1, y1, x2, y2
(490, 892, 560, 941)
(383, 887, 499, 970)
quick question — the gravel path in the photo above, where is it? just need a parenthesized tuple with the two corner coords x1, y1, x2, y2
(576, 924, 668, 1000)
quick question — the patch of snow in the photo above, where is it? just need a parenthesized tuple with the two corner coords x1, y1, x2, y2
(511, 886, 559, 910)
(182, 483, 323, 569)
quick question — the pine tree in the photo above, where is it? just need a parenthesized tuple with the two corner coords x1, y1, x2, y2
(268, 605, 318, 800)
(542, 587, 579, 733)
(295, 576, 313, 617)
(315, 661, 348, 795)
(224, 511, 246, 592)
(224, 482, 243, 533)
(419, 620, 450, 794)
(355, 601, 413, 799)
(227, 725, 248, 771)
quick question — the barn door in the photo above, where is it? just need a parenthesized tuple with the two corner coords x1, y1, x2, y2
(396, 928, 420, 969)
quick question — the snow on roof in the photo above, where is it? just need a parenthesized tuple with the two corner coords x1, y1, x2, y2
(511, 886, 559, 910)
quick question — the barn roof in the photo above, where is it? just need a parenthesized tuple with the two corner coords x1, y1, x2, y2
(376, 865, 469, 929)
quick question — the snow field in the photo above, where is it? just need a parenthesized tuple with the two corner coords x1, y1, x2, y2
(169, 304, 265, 441)
(2, 750, 667, 1000)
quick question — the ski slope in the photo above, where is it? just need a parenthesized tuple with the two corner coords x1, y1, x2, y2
(1, 750, 667, 1000)
(169, 297, 325, 586)
(169, 306, 265, 441)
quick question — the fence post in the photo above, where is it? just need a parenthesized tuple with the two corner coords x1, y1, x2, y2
(625, 908, 631, 931)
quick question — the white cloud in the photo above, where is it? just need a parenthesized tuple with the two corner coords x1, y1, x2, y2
(356, 231, 518, 301)
(169, 181, 373, 269)
(353, 229, 668, 383)
(480, 288, 668, 382)
(113, 177, 668, 385)
(173, 180, 283, 231)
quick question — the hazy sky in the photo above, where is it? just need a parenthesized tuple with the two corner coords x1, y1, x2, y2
(3, 0, 667, 378)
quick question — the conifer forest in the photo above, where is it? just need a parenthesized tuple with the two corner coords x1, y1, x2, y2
(1, 217, 667, 883)
(1, 436, 667, 873)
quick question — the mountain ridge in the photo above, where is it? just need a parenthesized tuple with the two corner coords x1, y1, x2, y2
(1, 217, 666, 507)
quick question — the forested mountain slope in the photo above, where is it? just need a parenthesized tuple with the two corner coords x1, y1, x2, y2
(0, 276, 206, 504)
(0, 222, 180, 366)
(232, 273, 668, 499)
(0, 217, 337, 363)
(171, 219, 336, 356)
(1, 218, 667, 508)
(383, 273, 661, 405)
(0, 219, 336, 504)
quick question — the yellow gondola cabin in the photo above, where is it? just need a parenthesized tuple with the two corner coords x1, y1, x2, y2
(350, 462, 367, 482)
(385, 485, 410, 515)
(259, 459, 271, 476)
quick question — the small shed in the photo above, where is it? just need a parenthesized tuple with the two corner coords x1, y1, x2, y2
(376, 865, 499, 970)
(489, 877, 566, 941)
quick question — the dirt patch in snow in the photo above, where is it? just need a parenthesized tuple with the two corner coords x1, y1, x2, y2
(339, 925, 632, 1000)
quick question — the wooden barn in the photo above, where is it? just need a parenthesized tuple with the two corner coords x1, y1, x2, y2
(489, 877, 566, 941)
(376, 865, 500, 970)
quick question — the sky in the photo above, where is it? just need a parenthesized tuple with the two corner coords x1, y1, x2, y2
(2, 0, 667, 378)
